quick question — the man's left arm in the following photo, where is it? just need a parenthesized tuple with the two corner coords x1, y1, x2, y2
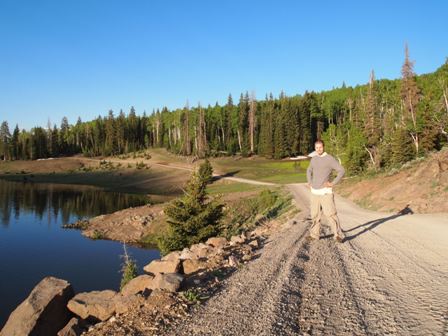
(328, 157, 345, 187)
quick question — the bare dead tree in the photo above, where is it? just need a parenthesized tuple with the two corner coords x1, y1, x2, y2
(248, 91, 256, 154)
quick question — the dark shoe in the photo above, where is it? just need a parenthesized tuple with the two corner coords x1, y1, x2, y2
(335, 236, 344, 243)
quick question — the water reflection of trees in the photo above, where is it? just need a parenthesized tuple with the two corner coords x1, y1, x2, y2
(0, 180, 149, 227)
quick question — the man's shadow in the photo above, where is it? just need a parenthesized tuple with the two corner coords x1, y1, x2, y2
(343, 205, 414, 242)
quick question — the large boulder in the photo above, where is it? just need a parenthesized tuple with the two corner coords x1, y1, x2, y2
(182, 258, 208, 275)
(161, 251, 181, 262)
(120, 274, 154, 296)
(143, 259, 181, 275)
(67, 290, 117, 322)
(113, 294, 145, 315)
(179, 247, 195, 260)
(151, 273, 184, 292)
(190, 243, 215, 258)
(0, 276, 74, 336)
(206, 237, 228, 249)
(230, 235, 246, 245)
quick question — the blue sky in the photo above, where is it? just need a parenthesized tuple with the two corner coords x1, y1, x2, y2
(1, 0, 447, 130)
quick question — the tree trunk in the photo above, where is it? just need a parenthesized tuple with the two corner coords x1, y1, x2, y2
(237, 129, 242, 152)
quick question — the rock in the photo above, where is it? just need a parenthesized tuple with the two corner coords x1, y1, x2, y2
(230, 235, 246, 245)
(228, 255, 240, 267)
(113, 294, 144, 315)
(182, 258, 208, 275)
(249, 239, 260, 249)
(179, 248, 195, 260)
(242, 254, 252, 261)
(161, 251, 181, 262)
(0, 276, 74, 336)
(241, 231, 252, 240)
(121, 274, 154, 296)
(190, 243, 214, 258)
(67, 290, 117, 322)
(151, 273, 184, 292)
(57, 317, 86, 336)
(240, 244, 253, 255)
(143, 259, 181, 275)
(206, 237, 228, 249)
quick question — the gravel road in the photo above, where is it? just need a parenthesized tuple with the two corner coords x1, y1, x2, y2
(161, 183, 448, 336)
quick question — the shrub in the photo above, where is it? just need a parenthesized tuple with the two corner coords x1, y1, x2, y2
(120, 244, 138, 290)
(157, 160, 223, 255)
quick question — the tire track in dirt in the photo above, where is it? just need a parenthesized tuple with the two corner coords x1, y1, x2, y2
(159, 215, 311, 336)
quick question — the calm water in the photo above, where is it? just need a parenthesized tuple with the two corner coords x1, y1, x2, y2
(0, 179, 161, 328)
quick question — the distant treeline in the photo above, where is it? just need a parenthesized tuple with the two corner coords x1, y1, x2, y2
(1, 47, 447, 174)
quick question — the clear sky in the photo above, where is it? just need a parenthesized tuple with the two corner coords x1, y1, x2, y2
(1, 0, 447, 130)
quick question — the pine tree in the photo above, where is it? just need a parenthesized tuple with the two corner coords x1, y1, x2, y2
(105, 110, 117, 155)
(258, 95, 274, 158)
(60, 117, 70, 155)
(181, 102, 191, 155)
(390, 127, 414, 166)
(248, 92, 256, 154)
(345, 125, 368, 174)
(197, 104, 208, 158)
(11, 124, 19, 160)
(50, 125, 59, 157)
(364, 70, 381, 168)
(0, 121, 11, 160)
(400, 44, 421, 156)
(238, 93, 249, 155)
(198, 158, 213, 183)
(158, 160, 223, 255)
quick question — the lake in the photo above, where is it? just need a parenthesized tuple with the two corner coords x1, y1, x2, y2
(0, 179, 161, 329)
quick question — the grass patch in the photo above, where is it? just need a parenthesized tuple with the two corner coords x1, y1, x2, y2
(182, 288, 208, 304)
(211, 157, 308, 184)
(207, 181, 263, 194)
(220, 187, 295, 238)
(91, 230, 105, 240)
(431, 181, 440, 189)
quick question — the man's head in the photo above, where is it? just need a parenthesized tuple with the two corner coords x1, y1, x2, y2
(314, 139, 325, 156)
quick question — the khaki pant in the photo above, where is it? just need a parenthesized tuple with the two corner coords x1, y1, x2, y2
(310, 193, 344, 239)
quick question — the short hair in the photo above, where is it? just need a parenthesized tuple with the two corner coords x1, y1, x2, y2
(314, 139, 325, 147)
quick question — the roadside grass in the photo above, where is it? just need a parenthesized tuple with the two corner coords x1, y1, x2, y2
(140, 185, 297, 248)
(211, 157, 309, 184)
(207, 181, 263, 194)
(219, 187, 296, 238)
(355, 193, 380, 211)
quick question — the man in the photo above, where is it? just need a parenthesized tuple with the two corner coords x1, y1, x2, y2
(306, 139, 345, 242)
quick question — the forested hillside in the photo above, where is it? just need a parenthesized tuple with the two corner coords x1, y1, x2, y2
(1, 48, 447, 174)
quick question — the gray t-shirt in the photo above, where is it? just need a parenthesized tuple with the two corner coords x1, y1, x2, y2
(306, 153, 345, 189)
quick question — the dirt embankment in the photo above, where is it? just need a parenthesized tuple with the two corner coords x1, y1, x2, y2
(75, 204, 164, 243)
(338, 148, 448, 213)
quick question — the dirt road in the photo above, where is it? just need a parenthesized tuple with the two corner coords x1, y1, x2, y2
(160, 183, 448, 336)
